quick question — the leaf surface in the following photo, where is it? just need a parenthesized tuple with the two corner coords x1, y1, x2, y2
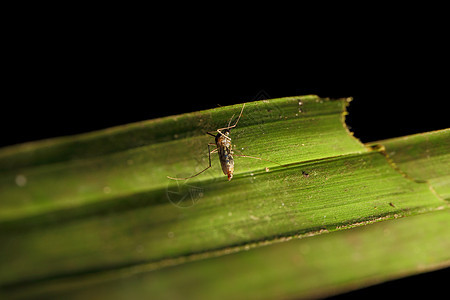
(0, 96, 448, 299)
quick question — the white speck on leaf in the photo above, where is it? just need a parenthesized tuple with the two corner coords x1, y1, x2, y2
(15, 174, 27, 187)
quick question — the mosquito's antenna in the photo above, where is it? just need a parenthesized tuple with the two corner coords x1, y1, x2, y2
(227, 114, 235, 128)
(232, 103, 246, 128)
(210, 103, 246, 141)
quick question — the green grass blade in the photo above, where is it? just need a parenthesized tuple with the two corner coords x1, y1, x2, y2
(0, 95, 448, 299)
(40, 210, 450, 300)
(0, 95, 364, 222)
(371, 129, 450, 200)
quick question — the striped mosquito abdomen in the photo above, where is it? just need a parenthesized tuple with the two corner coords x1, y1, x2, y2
(215, 130, 234, 181)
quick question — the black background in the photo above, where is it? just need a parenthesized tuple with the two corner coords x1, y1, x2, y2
(2, 63, 448, 147)
(2, 11, 449, 298)
(2, 15, 448, 146)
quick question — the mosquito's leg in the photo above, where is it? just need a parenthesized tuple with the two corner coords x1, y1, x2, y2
(167, 144, 213, 180)
(206, 104, 246, 141)
(216, 129, 230, 141)
(215, 103, 246, 132)
(208, 142, 218, 154)
(208, 129, 231, 141)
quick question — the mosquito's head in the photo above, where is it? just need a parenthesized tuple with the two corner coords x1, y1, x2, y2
(223, 129, 230, 135)
(227, 170, 233, 181)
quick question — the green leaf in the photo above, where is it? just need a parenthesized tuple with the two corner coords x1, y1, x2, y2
(46, 209, 450, 300)
(0, 95, 448, 299)
(370, 129, 450, 200)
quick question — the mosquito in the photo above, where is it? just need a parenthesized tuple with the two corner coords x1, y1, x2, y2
(167, 104, 277, 181)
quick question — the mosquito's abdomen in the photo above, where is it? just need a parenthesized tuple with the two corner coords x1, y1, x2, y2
(216, 134, 234, 180)
(218, 148, 234, 179)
